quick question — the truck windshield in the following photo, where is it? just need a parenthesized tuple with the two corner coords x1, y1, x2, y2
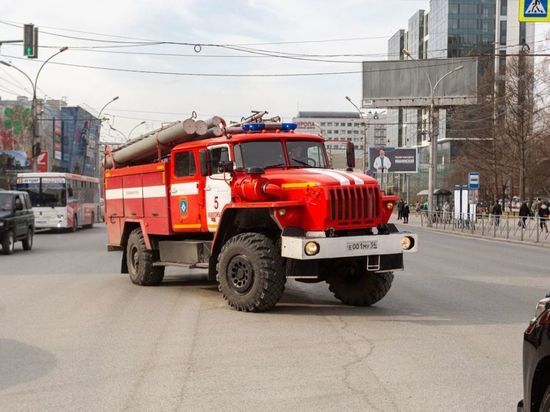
(234, 140, 327, 170)
(234, 141, 286, 170)
(286, 141, 327, 168)
(15, 178, 67, 207)
(0, 193, 14, 211)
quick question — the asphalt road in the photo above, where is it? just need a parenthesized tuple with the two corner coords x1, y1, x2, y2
(0, 224, 548, 411)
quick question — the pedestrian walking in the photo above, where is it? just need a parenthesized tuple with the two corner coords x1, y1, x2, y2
(539, 203, 549, 233)
(519, 202, 530, 229)
(492, 201, 502, 226)
(442, 200, 450, 223)
(402, 203, 410, 224)
(397, 199, 404, 220)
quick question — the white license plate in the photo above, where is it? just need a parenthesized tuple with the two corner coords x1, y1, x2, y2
(346, 240, 378, 252)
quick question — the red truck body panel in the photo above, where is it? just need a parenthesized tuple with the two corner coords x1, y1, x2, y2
(104, 131, 396, 249)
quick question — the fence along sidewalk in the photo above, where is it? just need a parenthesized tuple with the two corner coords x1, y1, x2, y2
(402, 211, 550, 246)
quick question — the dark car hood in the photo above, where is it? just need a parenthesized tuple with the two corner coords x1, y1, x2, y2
(0, 210, 13, 219)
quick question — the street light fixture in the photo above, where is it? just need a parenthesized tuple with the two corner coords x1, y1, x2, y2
(1, 47, 68, 171)
(98, 96, 119, 120)
(345, 96, 368, 173)
(402, 49, 463, 223)
(128, 121, 146, 140)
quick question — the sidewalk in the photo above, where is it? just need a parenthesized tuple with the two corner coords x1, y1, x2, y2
(392, 212, 550, 248)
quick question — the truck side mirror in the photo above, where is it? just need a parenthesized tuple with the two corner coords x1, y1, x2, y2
(346, 141, 356, 171)
(219, 160, 234, 174)
(199, 149, 210, 176)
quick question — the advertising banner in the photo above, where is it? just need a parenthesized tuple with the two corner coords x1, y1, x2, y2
(368, 147, 418, 174)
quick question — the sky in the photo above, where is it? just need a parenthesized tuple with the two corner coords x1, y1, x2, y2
(0, 0, 432, 140)
(0, 0, 548, 142)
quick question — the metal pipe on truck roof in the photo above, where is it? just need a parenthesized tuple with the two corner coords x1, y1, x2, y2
(199, 126, 224, 139)
(195, 120, 208, 136)
(105, 118, 197, 168)
(204, 116, 224, 129)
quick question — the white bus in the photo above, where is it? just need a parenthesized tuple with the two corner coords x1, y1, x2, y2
(15, 172, 100, 230)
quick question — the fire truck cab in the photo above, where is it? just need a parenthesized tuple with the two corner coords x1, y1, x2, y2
(104, 119, 417, 312)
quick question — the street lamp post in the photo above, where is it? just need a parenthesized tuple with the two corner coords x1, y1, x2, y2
(345, 96, 368, 173)
(402, 49, 463, 223)
(128, 121, 146, 140)
(1, 47, 68, 171)
(98, 96, 119, 120)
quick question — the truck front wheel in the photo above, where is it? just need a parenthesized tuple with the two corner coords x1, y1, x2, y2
(217, 233, 286, 312)
(126, 228, 164, 286)
(325, 260, 393, 306)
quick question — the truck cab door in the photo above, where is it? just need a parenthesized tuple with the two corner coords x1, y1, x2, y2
(204, 144, 232, 232)
(170, 150, 202, 232)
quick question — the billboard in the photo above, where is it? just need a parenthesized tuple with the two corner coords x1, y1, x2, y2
(362, 57, 480, 108)
(368, 147, 417, 174)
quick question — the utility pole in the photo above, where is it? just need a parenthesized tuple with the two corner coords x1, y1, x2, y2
(518, 43, 528, 202)
(402, 49, 463, 225)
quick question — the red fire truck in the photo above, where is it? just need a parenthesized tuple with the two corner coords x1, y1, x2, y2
(104, 114, 417, 312)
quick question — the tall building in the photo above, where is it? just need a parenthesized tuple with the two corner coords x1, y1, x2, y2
(293, 111, 387, 170)
(382, 0, 535, 196)
(387, 30, 406, 148)
(0, 96, 101, 188)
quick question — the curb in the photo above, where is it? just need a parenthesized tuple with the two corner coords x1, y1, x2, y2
(400, 221, 550, 249)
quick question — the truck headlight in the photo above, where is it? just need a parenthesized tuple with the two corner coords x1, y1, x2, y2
(304, 241, 320, 256)
(0, 221, 4, 227)
(401, 236, 415, 250)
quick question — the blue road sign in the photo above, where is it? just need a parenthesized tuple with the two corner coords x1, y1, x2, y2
(468, 172, 480, 190)
(519, 0, 549, 22)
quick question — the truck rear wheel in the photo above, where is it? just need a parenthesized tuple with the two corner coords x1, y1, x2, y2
(326, 260, 394, 306)
(216, 233, 285, 312)
(127, 228, 164, 286)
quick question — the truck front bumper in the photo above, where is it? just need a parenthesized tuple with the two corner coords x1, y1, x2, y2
(281, 232, 417, 260)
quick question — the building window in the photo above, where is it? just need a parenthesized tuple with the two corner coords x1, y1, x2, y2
(501, 0, 507, 16)
(320, 122, 326, 126)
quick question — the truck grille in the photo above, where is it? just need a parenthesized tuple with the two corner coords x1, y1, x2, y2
(328, 186, 379, 224)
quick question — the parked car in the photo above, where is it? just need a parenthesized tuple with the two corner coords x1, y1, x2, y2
(0, 190, 35, 254)
(518, 292, 550, 412)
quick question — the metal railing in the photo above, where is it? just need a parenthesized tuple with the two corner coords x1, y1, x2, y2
(411, 211, 550, 245)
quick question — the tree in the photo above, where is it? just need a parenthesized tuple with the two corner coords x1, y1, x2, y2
(450, 43, 550, 205)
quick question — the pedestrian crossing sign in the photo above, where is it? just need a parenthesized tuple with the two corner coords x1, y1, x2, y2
(519, 0, 550, 21)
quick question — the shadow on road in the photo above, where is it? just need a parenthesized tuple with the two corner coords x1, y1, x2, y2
(0, 339, 57, 390)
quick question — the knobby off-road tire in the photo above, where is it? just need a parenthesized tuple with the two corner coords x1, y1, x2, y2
(326, 260, 394, 306)
(2, 231, 15, 255)
(217, 233, 286, 312)
(126, 228, 164, 286)
(22, 228, 33, 251)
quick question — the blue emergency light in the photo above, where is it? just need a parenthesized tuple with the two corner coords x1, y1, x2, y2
(242, 123, 265, 132)
(242, 122, 297, 133)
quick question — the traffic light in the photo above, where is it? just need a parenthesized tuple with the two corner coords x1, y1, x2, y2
(23, 24, 38, 58)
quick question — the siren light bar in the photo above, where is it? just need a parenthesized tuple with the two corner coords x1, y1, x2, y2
(241, 122, 297, 133)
